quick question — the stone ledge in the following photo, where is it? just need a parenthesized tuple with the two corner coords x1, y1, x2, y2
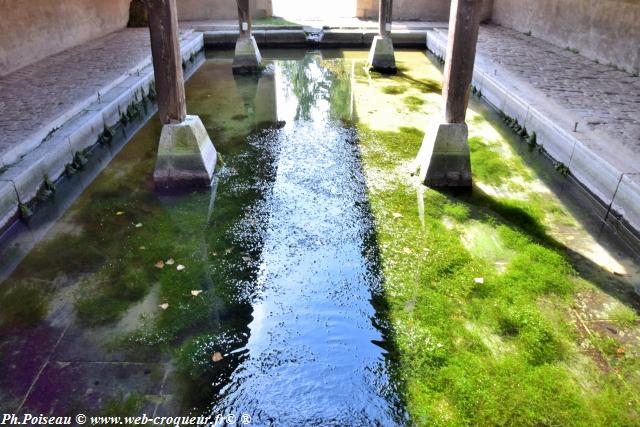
(204, 29, 429, 49)
(0, 32, 205, 233)
(427, 29, 640, 236)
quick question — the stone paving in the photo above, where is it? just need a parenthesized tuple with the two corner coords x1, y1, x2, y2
(0, 29, 152, 167)
(476, 25, 640, 157)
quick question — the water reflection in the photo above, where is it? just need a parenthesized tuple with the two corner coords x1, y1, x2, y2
(0, 51, 408, 423)
(211, 55, 406, 424)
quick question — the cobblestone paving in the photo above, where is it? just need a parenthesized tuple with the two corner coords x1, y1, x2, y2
(0, 29, 152, 163)
(477, 25, 640, 156)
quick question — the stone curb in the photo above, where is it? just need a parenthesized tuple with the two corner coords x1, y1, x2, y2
(0, 32, 205, 233)
(427, 29, 640, 236)
(204, 29, 430, 49)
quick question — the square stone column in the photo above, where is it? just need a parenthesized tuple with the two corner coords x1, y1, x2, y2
(368, 0, 396, 74)
(146, 0, 216, 191)
(415, 0, 483, 187)
(233, 0, 262, 75)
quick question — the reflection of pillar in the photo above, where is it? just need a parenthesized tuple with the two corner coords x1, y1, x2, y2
(368, 0, 396, 74)
(415, 0, 482, 188)
(232, 68, 278, 128)
(233, 0, 262, 75)
(255, 70, 277, 126)
(146, 0, 217, 191)
(233, 73, 260, 126)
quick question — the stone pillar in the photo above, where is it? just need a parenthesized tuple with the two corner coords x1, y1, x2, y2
(368, 0, 396, 74)
(233, 0, 262, 74)
(146, 0, 217, 191)
(414, 0, 482, 187)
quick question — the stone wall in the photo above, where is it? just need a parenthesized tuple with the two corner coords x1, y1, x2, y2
(356, 0, 494, 22)
(492, 0, 640, 73)
(177, 0, 273, 21)
(0, 0, 131, 77)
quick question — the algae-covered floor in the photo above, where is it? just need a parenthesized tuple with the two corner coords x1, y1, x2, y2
(0, 50, 639, 425)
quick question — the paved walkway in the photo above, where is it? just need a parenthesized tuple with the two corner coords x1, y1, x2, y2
(0, 29, 152, 167)
(476, 25, 640, 156)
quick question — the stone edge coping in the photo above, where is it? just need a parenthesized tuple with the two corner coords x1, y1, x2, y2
(0, 33, 205, 233)
(0, 30, 200, 169)
(203, 29, 433, 48)
(426, 29, 640, 238)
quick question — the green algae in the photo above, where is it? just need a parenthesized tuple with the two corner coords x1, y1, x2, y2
(355, 53, 640, 424)
(382, 85, 408, 95)
(357, 122, 639, 424)
(0, 280, 49, 328)
(1, 50, 639, 422)
(403, 95, 425, 112)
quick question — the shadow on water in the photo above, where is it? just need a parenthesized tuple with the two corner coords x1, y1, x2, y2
(464, 96, 640, 310)
(0, 52, 408, 424)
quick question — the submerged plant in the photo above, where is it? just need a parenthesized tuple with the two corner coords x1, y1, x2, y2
(554, 162, 569, 176)
(18, 202, 33, 219)
(98, 126, 114, 144)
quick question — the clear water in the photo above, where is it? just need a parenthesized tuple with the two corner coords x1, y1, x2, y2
(1, 49, 638, 425)
(0, 51, 407, 424)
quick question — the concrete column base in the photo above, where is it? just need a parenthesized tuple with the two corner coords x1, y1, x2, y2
(415, 123, 472, 187)
(153, 115, 217, 191)
(232, 35, 262, 75)
(368, 35, 397, 74)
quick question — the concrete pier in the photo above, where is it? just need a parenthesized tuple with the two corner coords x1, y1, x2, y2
(233, 0, 262, 74)
(415, 0, 482, 187)
(368, 0, 396, 73)
(147, 0, 215, 190)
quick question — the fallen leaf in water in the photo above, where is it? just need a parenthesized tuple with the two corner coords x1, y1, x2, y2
(166, 258, 175, 265)
(177, 265, 185, 271)
(155, 261, 165, 269)
(116, 211, 125, 216)
(159, 303, 169, 310)
(403, 247, 412, 254)
(474, 277, 484, 284)
(135, 223, 143, 228)
(393, 212, 403, 218)
(211, 352, 224, 362)
(191, 290, 203, 297)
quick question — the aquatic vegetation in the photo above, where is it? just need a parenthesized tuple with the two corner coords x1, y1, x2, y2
(382, 85, 408, 95)
(355, 55, 640, 424)
(1, 51, 638, 423)
(403, 95, 425, 112)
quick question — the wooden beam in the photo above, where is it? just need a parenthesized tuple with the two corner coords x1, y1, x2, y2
(442, 0, 483, 124)
(379, 0, 393, 36)
(146, 0, 187, 125)
(237, 0, 252, 36)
